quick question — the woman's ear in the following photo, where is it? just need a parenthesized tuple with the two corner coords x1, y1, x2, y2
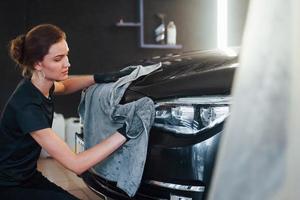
(33, 61, 43, 71)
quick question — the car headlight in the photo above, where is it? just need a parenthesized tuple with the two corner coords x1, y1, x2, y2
(153, 96, 231, 134)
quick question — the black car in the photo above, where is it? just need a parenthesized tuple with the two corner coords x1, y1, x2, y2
(80, 48, 239, 200)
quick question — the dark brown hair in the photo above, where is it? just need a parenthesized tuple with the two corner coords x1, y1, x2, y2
(9, 24, 66, 78)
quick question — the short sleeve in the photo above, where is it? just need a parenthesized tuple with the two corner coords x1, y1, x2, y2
(16, 104, 50, 134)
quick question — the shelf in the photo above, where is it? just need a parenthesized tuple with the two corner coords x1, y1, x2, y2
(116, 22, 141, 27)
(141, 44, 182, 49)
(116, 0, 182, 49)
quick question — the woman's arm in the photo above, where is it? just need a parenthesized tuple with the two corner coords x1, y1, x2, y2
(54, 75, 95, 95)
(55, 68, 135, 95)
(31, 128, 126, 175)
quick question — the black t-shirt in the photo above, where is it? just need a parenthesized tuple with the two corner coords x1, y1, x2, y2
(0, 78, 54, 186)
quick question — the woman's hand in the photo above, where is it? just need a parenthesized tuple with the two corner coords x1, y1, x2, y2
(117, 122, 130, 141)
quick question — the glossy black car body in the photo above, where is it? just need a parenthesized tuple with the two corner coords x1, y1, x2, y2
(81, 49, 239, 200)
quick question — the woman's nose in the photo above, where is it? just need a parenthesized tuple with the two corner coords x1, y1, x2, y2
(65, 57, 71, 68)
(66, 61, 71, 68)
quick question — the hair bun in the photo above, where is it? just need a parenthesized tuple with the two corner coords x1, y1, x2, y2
(9, 34, 26, 66)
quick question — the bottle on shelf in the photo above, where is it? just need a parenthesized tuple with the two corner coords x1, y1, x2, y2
(154, 13, 166, 44)
(167, 21, 177, 45)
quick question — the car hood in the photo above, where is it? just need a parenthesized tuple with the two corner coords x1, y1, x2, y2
(124, 49, 239, 102)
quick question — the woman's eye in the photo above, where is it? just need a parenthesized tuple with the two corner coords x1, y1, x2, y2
(54, 55, 68, 62)
(54, 58, 62, 62)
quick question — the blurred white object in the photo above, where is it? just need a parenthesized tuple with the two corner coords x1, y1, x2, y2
(167, 21, 176, 45)
(75, 134, 85, 154)
(155, 13, 166, 43)
(154, 23, 165, 36)
(65, 117, 82, 152)
(53, 113, 66, 140)
(40, 112, 65, 158)
(208, 0, 300, 200)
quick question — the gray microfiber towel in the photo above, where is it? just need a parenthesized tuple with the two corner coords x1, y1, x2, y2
(78, 63, 161, 197)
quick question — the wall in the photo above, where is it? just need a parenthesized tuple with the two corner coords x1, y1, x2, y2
(0, 0, 249, 117)
(0, 0, 27, 114)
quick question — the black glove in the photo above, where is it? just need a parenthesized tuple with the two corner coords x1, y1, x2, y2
(117, 122, 130, 141)
(94, 68, 135, 83)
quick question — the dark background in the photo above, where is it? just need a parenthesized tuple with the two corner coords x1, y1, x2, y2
(0, 0, 249, 117)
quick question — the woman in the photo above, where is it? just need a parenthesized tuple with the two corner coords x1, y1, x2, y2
(0, 24, 132, 199)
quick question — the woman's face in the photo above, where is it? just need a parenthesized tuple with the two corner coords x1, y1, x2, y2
(38, 39, 70, 81)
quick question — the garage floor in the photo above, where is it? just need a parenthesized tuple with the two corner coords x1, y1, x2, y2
(37, 157, 103, 200)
